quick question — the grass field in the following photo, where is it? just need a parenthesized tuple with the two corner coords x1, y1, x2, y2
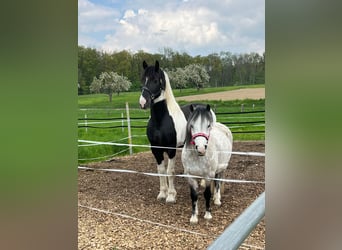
(78, 85, 265, 163)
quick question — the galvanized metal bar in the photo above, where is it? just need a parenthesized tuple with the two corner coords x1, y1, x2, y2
(207, 192, 265, 250)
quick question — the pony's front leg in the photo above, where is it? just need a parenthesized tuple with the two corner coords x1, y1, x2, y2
(189, 179, 199, 224)
(165, 157, 176, 203)
(157, 160, 168, 200)
(213, 172, 223, 206)
(204, 184, 212, 220)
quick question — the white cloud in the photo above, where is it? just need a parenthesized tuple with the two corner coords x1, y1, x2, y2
(123, 10, 136, 19)
(78, 0, 264, 55)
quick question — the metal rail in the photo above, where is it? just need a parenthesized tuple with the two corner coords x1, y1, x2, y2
(207, 192, 265, 250)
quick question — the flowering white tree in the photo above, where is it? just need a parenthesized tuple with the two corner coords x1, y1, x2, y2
(184, 64, 210, 91)
(168, 67, 188, 92)
(90, 72, 132, 102)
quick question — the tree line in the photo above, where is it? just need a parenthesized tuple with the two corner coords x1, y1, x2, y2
(78, 46, 265, 95)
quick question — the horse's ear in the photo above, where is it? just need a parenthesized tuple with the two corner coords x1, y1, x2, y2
(206, 104, 211, 111)
(160, 71, 166, 90)
(190, 104, 195, 112)
(155, 60, 159, 72)
(143, 61, 148, 69)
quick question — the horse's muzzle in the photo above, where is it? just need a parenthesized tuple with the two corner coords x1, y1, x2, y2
(139, 95, 148, 109)
(196, 145, 207, 156)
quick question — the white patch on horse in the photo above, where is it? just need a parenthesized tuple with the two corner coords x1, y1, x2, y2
(139, 95, 146, 108)
(157, 160, 168, 200)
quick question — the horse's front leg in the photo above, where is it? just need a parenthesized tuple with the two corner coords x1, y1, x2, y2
(189, 178, 199, 224)
(213, 172, 223, 206)
(204, 183, 212, 220)
(157, 160, 168, 201)
(166, 157, 177, 203)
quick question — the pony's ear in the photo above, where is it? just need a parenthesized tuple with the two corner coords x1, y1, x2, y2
(190, 104, 195, 112)
(143, 61, 148, 69)
(160, 71, 166, 90)
(206, 104, 211, 111)
(155, 60, 159, 72)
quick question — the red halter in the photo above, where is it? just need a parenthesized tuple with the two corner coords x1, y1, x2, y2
(190, 132, 210, 145)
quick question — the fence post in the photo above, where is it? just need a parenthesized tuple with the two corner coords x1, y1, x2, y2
(125, 102, 133, 155)
(207, 192, 265, 250)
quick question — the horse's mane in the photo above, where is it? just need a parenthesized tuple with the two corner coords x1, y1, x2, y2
(163, 71, 183, 115)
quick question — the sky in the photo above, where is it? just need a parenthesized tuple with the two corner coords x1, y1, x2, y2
(78, 0, 264, 56)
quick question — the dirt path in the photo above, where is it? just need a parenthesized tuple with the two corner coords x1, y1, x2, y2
(176, 88, 265, 102)
(78, 141, 265, 249)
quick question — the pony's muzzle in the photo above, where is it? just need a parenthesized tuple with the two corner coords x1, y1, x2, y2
(196, 144, 207, 156)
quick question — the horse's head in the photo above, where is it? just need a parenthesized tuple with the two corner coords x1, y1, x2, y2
(186, 104, 214, 156)
(139, 60, 166, 109)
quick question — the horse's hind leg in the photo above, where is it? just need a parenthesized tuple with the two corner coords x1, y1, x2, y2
(189, 179, 199, 224)
(213, 172, 223, 206)
(165, 157, 176, 203)
(204, 184, 212, 220)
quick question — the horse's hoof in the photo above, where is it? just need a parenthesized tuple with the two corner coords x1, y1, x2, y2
(214, 199, 221, 206)
(157, 191, 167, 200)
(190, 215, 198, 224)
(166, 195, 176, 203)
(204, 211, 212, 220)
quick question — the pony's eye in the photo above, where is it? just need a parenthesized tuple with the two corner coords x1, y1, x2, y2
(207, 124, 211, 128)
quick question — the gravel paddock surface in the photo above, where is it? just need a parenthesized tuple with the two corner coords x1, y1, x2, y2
(78, 141, 265, 249)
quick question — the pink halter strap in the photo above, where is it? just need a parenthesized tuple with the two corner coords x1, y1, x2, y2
(190, 132, 210, 145)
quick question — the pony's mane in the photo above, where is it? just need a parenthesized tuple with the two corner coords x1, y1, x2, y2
(185, 105, 213, 145)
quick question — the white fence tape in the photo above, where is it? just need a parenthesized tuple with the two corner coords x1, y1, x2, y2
(78, 139, 265, 157)
(78, 148, 129, 161)
(78, 166, 265, 184)
(78, 204, 210, 237)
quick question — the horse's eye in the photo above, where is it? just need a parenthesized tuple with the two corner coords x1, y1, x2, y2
(207, 124, 211, 128)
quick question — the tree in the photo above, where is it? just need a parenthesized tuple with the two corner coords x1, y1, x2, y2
(90, 72, 132, 102)
(78, 46, 102, 94)
(184, 64, 210, 91)
(168, 67, 187, 92)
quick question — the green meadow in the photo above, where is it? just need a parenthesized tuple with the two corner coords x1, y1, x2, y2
(78, 85, 265, 163)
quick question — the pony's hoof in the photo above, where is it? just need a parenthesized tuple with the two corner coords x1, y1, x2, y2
(190, 215, 198, 224)
(166, 195, 176, 203)
(157, 191, 167, 200)
(214, 199, 221, 206)
(204, 211, 212, 220)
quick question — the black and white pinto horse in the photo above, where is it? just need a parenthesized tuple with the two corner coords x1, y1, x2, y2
(139, 60, 188, 203)
(181, 104, 233, 223)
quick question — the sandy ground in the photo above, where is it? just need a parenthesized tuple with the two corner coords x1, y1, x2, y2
(176, 88, 265, 102)
(78, 141, 265, 249)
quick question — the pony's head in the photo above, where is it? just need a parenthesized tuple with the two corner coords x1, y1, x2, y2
(139, 60, 166, 109)
(186, 104, 214, 156)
